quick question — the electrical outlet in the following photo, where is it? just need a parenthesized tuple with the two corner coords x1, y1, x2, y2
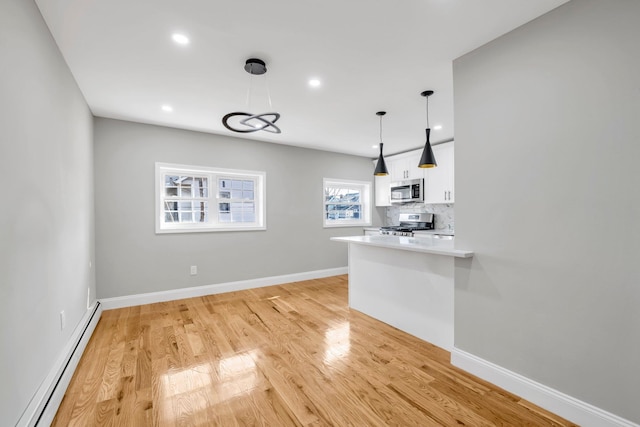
(60, 310, 66, 330)
(190, 265, 197, 276)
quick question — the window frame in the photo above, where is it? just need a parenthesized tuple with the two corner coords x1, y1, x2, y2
(323, 178, 372, 228)
(156, 162, 266, 234)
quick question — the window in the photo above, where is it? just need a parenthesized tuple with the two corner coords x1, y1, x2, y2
(323, 178, 372, 227)
(156, 163, 266, 233)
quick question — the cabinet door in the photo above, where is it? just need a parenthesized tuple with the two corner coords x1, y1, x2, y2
(374, 174, 391, 206)
(424, 142, 454, 204)
(441, 142, 454, 202)
(388, 150, 424, 182)
(389, 156, 408, 182)
(406, 151, 424, 180)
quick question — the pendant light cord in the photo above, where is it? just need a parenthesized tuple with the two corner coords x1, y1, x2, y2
(245, 67, 253, 111)
(379, 114, 383, 144)
(244, 63, 274, 111)
(265, 74, 274, 110)
(425, 95, 430, 129)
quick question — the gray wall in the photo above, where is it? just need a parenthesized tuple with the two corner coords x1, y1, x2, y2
(453, 0, 639, 423)
(0, 0, 95, 425)
(94, 118, 383, 299)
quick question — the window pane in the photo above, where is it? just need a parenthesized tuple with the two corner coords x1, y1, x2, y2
(165, 212, 178, 222)
(242, 180, 254, 191)
(179, 187, 192, 197)
(165, 187, 178, 196)
(243, 190, 254, 200)
(220, 179, 232, 189)
(324, 187, 361, 203)
(232, 180, 242, 190)
(243, 202, 255, 222)
(219, 212, 231, 223)
(325, 203, 361, 220)
(180, 212, 193, 222)
(195, 202, 207, 223)
(231, 190, 243, 199)
(165, 175, 179, 186)
(231, 210, 243, 222)
(219, 203, 230, 212)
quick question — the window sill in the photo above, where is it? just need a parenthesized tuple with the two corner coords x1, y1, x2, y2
(323, 222, 372, 229)
(156, 225, 267, 234)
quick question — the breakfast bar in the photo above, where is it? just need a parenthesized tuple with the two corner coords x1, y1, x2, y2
(331, 235, 473, 351)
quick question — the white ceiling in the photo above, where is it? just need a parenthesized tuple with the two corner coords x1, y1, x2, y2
(35, 0, 568, 158)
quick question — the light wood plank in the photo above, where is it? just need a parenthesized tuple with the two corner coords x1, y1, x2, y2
(53, 275, 577, 426)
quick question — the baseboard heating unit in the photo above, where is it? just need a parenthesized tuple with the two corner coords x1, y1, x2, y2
(17, 301, 103, 427)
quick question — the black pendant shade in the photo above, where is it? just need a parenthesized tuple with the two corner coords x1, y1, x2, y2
(418, 128, 437, 168)
(373, 111, 389, 176)
(418, 90, 437, 168)
(374, 143, 389, 176)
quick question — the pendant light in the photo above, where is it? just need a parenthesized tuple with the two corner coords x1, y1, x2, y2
(222, 58, 281, 134)
(373, 111, 389, 176)
(418, 90, 437, 168)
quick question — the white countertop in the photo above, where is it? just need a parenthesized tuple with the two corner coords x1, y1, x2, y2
(331, 235, 473, 258)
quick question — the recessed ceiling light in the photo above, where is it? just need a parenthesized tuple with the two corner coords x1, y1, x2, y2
(433, 125, 443, 130)
(308, 78, 321, 88)
(161, 105, 173, 112)
(171, 33, 190, 45)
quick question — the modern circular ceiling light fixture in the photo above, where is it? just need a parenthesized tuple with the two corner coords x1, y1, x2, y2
(418, 90, 437, 168)
(222, 58, 281, 134)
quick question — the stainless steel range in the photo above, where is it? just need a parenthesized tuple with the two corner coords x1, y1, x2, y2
(380, 213, 434, 236)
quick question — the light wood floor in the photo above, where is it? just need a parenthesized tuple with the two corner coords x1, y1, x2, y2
(53, 275, 576, 426)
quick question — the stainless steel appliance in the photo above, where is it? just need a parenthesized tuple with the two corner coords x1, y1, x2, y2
(390, 178, 424, 203)
(380, 213, 434, 236)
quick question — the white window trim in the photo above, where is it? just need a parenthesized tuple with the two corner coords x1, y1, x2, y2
(323, 177, 372, 228)
(156, 162, 266, 234)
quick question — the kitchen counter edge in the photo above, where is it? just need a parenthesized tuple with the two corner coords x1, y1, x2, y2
(331, 235, 473, 258)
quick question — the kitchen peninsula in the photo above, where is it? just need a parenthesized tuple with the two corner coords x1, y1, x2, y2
(331, 235, 473, 351)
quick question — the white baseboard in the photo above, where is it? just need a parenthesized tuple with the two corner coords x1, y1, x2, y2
(17, 302, 103, 427)
(100, 267, 348, 310)
(451, 347, 639, 427)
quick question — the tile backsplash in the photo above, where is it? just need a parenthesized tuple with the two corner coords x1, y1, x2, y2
(385, 203, 454, 232)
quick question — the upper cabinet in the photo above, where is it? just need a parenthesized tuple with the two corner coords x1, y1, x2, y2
(374, 174, 391, 206)
(389, 149, 424, 182)
(424, 141, 454, 204)
(372, 158, 391, 206)
(374, 143, 454, 206)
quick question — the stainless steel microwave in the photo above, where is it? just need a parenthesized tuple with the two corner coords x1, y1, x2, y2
(390, 178, 424, 203)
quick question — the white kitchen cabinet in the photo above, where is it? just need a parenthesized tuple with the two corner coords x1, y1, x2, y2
(374, 174, 391, 206)
(372, 158, 391, 206)
(424, 141, 454, 204)
(388, 149, 424, 182)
